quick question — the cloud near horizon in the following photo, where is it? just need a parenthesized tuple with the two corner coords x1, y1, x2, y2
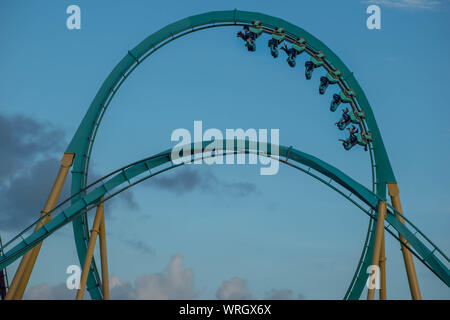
(25, 253, 196, 300)
(0, 113, 258, 232)
(0, 114, 137, 232)
(24, 253, 305, 300)
(110, 254, 196, 299)
(216, 276, 252, 300)
(148, 166, 260, 198)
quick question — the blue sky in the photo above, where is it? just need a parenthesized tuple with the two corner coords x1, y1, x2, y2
(0, 0, 449, 299)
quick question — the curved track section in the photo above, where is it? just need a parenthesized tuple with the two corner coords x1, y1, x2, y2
(1, 142, 449, 293)
(64, 9, 398, 300)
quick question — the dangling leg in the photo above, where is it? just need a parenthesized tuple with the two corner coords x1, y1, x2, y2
(330, 94, 342, 112)
(319, 76, 329, 94)
(305, 61, 314, 80)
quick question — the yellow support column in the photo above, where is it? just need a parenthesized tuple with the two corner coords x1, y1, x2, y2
(367, 201, 387, 300)
(76, 200, 104, 300)
(387, 183, 421, 300)
(6, 153, 74, 300)
(99, 210, 109, 300)
(379, 232, 387, 300)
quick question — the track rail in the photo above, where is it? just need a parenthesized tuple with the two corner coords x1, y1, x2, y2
(2, 142, 449, 289)
(63, 10, 397, 299)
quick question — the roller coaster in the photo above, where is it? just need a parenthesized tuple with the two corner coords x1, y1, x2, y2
(0, 10, 448, 300)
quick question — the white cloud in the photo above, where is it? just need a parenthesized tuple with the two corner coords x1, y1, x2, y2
(365, 0, 444, 9)
(109, 275, 136, 299)
(111, 253, 196, 299)
(25, 253, 195, 300)
(216, 276, 252, 300)
(24, 255, 304, 300)
(25, 282, 83, 300)
(263, 288, 306, 300)
(264, 288, 293, 300)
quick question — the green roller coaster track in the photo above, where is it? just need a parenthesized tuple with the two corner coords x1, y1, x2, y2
(1, 10, 448, 300)
(0, 141, 449, 298)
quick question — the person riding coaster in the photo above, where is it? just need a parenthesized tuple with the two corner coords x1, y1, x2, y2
(305, 51, 325, 80)
(237, 26, 257, 51)
(335, 107, 365, 130)
(330, 88, 355, 112)
(237, 21, 262, 52)
(268, 26, 285, 58)
(319, 69, 342, 94)
(339, 126, 371, 151)
(336, 108, 351, 129)
(280, 37, 306, 67)
(280, 44, 298, 67)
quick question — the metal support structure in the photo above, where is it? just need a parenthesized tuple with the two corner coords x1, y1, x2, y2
(379, 229, 387, 300)
(0, 142, 448, 300)
(0, 236, 9, 300)
(0, 10, 444, 300)
(76, 200, 104, 300)
(367, 200, 387, 300)
(0, 270, 6, 300)
(63, 10, 397, 300)
(6, 153, 74, 300)
(387, 183, 422, 300)
(99, 208, 109, 300)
